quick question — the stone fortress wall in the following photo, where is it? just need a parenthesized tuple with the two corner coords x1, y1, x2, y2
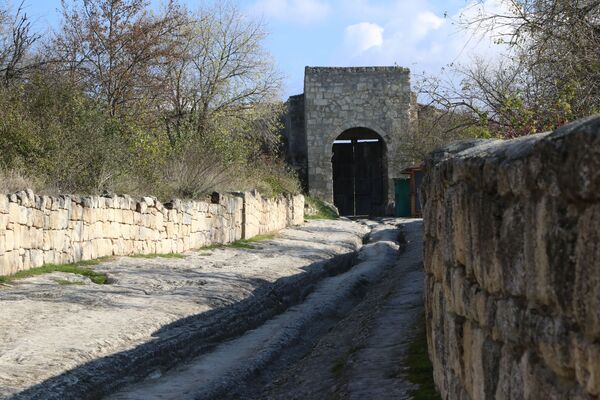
(422, 116, 600, 399)
(0, 190, 304, 276)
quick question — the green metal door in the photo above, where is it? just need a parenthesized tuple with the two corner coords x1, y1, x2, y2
(394, 178, 411, 217)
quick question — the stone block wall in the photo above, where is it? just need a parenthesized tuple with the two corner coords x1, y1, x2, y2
(242, 191, 304, 239)
(422, 116, 600, 399)
(303, 66, 414, 207)
(0, 190, 304, 276)
(284, 94, 308, 190)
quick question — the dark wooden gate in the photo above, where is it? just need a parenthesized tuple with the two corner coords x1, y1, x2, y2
(332, 139, 384, 217)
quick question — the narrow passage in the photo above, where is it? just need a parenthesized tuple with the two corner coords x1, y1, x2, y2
(109, 219, 424, 400)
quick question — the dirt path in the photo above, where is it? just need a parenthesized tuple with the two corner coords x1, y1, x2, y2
(0, 220, 367, 400)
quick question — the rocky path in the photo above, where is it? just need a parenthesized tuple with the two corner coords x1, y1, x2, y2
(0, 218, 425, 400)
(260, 219, 424, 400)
(0, 220, 367, 399)
(108, 219, 424, 400)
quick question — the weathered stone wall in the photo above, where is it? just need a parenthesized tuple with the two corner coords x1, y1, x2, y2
(242, 190, 304, 239)
(284, 94, 308, 190)
(0, 190, 304, 276)
(423, 116, 600, 400)
(303, 66, 414, 208)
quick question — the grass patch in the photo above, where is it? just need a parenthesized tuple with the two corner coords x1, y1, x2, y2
(0, 257, 111, 285)
(242, 234, 276, 242)
(129, 253, 186, 259)
(230, 234, 276, 250)
(55, 279, 85, 285)
(405, 317, 442, 400)
(305, 195, 339, 220)
(193, 234, 277, 252)
(230, 242, 256, 249)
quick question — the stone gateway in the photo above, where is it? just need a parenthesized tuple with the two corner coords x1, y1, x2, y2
(284, 66, 417, 216)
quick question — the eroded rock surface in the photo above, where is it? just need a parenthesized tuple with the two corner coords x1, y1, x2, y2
(0, 219, 366, 399)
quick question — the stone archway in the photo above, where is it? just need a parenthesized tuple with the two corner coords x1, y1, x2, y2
(331, 127, 388, 217)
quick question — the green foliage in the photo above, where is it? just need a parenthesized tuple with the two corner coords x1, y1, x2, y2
(230, 234, 276, 249)
(251, 158, 301, 198)
(405, 318, 442, 400)
(0, 1, 298, 201)
(0, 258, 111, 285)
(305, 196, 339, 220)
(55, 279, 85, 285)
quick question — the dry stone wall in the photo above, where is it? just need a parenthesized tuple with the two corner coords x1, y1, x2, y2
(0, 190, 304, 276)
(422, 116, 600, 400)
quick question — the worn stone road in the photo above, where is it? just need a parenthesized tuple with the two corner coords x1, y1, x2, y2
(109, 219, 424, 400)
(0, 220, 367, 399)
(0, 218, 425, 400)
(260, 219, 424, 400)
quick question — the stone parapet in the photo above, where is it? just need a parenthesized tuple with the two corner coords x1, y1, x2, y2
(422, 116, 600, 399)
(0, 190, 304, 275)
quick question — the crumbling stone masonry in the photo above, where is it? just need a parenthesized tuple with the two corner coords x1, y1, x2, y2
(0, 190, 304, 275)
(422, 116, 600, 399)
(284, 66, 417, 214)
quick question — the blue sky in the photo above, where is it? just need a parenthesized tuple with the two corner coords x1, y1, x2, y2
(20, 0, 505, 98)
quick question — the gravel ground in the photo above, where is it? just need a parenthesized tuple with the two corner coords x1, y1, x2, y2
(0, 220, 367, 399)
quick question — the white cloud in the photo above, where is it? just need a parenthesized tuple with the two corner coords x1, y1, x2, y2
(413, 11, 444, 39)
(252, 0, 332, 24)
(343, 22, 384, 56)
(333, 0, 510, 75)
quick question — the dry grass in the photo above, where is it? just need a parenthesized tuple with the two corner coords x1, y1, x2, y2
(0, 169, 54, 195)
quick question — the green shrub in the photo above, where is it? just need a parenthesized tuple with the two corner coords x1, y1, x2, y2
(305, 196, 339, 220)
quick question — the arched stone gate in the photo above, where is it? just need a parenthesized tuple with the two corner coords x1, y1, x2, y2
(284, 66, 416, 216)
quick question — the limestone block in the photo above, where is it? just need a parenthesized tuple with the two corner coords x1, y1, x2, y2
(112, 238, 125, 256)
(70, 203, 83, 221)
(165, 222, 176, 237)
(0, 234, 5, 256)
(137, 201, 148, 214)
(7, 202, 21, 225)
(82, 207, 94, 224)
(142, 196, 154, 207)
(69, 220, 84, 243)
(107, 207, 116, 223)
(49, 209, 69, 230)
(30, 249, 44, 268)
(30, 227, 43, 250)
(133, 211, 142, 225)
(123, 210, 134, 225)
(81, 242, 93, 261)
(72, 243, 83, 261)
(4, 250, 21, 274)
(0, 194, 8, 213)
(31, 209, 44, 229)
(50, 231, 65, 252)
(20, 249, 32, 270)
